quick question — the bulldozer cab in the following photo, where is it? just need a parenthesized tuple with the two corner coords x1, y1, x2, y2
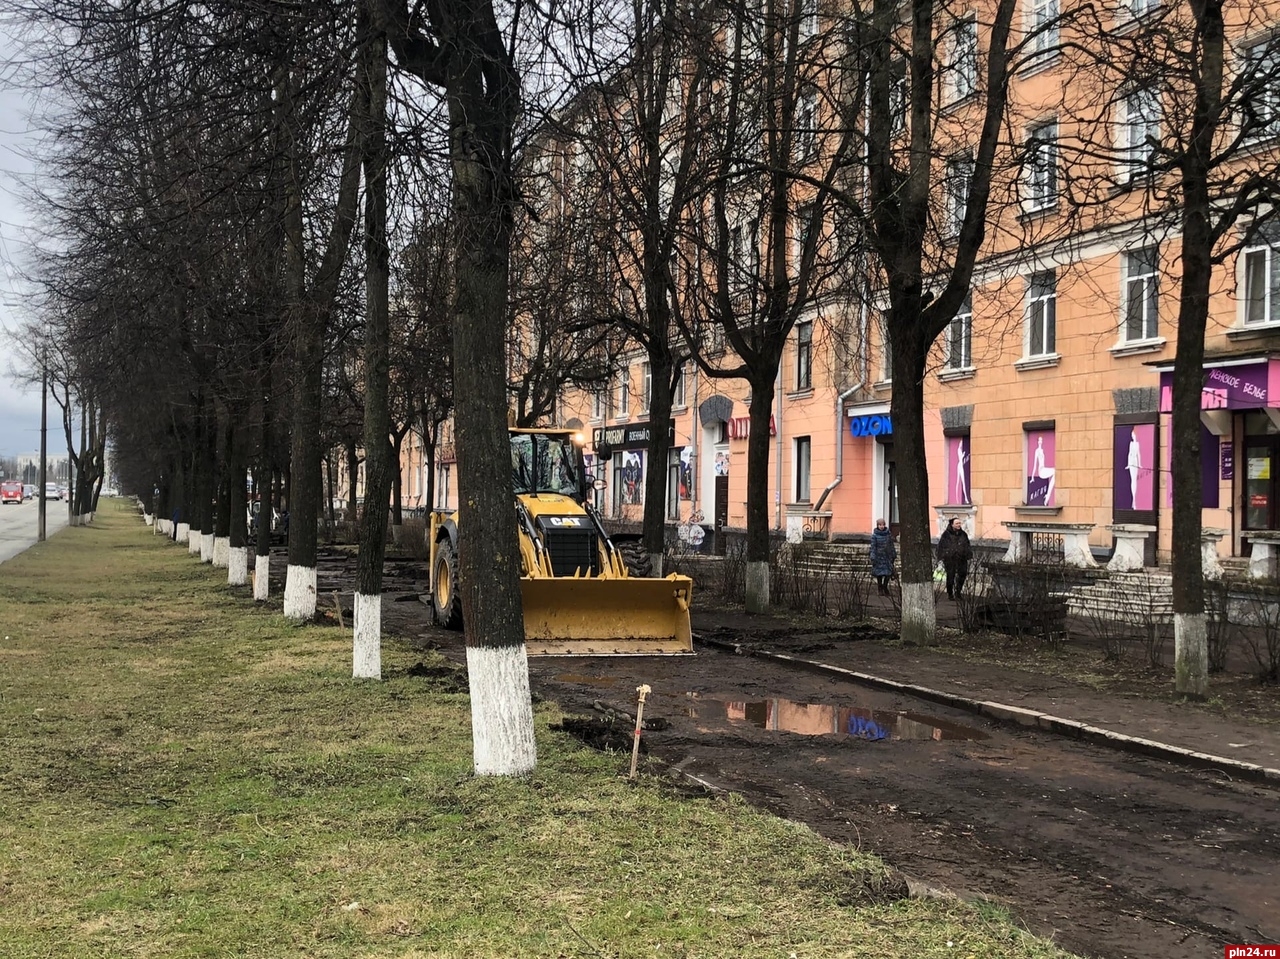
(509, 431, 585, 502)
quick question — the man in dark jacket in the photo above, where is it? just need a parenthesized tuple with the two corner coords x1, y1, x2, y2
(937, 518, 972, 600)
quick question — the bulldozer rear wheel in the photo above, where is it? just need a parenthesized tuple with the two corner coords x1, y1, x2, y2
(432, 540, 463, 629)
(617, 540, 653, 578)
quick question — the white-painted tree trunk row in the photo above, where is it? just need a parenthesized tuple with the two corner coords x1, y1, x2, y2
(352, 593, 382, 680)
(466, 644, 538, 776)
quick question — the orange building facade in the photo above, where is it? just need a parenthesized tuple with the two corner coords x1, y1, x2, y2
(406, 1, 1280, 569)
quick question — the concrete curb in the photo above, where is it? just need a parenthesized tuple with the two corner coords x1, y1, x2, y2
(699, 636, 1280, 787)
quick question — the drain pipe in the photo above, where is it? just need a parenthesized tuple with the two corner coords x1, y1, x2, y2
(775, 368, 784, 528)
(813, 298, 870, 514)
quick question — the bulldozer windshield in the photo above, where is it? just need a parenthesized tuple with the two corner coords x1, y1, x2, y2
(511, 433, 583, 499)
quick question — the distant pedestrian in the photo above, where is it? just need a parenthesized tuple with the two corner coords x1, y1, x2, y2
(937, 517, 972, 600)
(869, 519, 896, 596)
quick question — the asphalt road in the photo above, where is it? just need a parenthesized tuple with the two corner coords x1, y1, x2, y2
(0, 497, 68, 564)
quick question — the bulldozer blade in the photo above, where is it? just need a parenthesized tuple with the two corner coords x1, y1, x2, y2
(520, 575, 694, 656)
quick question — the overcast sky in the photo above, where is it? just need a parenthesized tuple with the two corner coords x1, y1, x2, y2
(0, 63, 45, 459)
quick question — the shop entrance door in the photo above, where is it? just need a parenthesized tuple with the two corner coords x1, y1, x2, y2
(882, 443, 899, 534)
(1244, 438, 1280, 530)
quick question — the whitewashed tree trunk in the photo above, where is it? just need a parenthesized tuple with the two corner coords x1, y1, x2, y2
(228, 547, 249, 586)
(1175, 613, 1209, 698)
(901, 582, 937, 645)
(200, 533, 215, 563)
(212, 536, 230, 568)
(189, 532, 202, 556)
(352, 592, 382, 680)
(283, 565, 317, 620)
(466, 644, 537, 776)
(144, 513, 153, 526)
(648, 552, 664, 577)
(253, 555, 271, 601)
(745, 561, 770, 613)
(176, 522, 190, 544)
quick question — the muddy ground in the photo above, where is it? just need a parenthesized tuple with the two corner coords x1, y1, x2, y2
(301, 549, 1280, 959)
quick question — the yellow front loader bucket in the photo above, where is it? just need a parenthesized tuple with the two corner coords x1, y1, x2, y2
(519, 574, 694, 656)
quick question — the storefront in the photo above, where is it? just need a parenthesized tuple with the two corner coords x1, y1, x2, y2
(1155, 353, 1280, 554)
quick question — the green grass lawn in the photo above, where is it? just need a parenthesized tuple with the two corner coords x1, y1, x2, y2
(0, 502, 1076, 958)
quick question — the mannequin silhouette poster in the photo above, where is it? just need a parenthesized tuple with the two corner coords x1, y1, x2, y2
(946, 435, 971, 506)
(1025, 430, 1056, 507)
(1112, 424, 1155, 511)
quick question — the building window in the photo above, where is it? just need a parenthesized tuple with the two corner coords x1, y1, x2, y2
(1120, 0, 1159, 21)
(796, 87, 817, 158)
(794, 436, 812, 502)
(1118, 87, 1161, 179)
(1027, 0, 1059, 62)
(946, 154, 974, 236)
(796, 321, 813, 390)
(889, 59, 907, 138)
(1023, 121, 1058, 212)
(592, 387, 606, 420)
(1026, 271, 1056, 357)
(617, 370, 630, 416)
(673, 363, 687, 408)
(1244, 39, 1280, 141)
(799, 0, 818, 40)
(948, 295, 973, 369)
(1123, 247, 1159, 341)
(610, 451, 625, 516)
(667, 449, 682, 520)
(880, 315, 893, 381)
(795, 203, 814, 265)
(947, 15, 978, 104)
(641, 362, 652, 412)
(1243, 238, 1280, 325)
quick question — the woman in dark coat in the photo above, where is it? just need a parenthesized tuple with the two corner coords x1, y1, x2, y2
(937, 517, 973, 600)
(869, 518, 896, 595)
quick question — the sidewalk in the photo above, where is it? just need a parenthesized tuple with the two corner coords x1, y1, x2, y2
(692, 603, 1280, 775)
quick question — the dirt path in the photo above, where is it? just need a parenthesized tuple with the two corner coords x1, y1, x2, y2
(303, 551, 1280, 959)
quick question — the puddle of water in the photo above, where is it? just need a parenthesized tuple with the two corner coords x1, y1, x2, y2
(683, 695, 988, 742)
(554, 673, 621, 687)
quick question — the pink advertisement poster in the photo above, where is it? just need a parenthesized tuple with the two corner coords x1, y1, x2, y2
(1025, 429, 1056, 507)
(946, 436, 971, 506)
(1112, 424, 1155, 511)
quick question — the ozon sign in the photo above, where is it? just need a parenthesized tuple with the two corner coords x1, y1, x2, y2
(849, 413, 893, 438)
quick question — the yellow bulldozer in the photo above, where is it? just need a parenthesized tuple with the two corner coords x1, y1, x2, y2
(427, 428, 693, 655)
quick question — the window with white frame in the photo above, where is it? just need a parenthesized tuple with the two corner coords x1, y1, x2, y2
(799, 0, 818, 41)
(947, 15, 978, 104)
(1027, 0, 1059, 61)
(948, 294, 973, 369)
(1243, 40, 1280, 141)
(880, 315, 893, 380)
(592, 387, 606, 420)
(796, 87, 817, 158)
(889, 59, 907, 138)
(1118, 87, 1161, 179)
(1243, 236, 1280, 325)
(1123, 247, 1159, 341)
(673, 362, 687, 408)
(617, 369, 630, 416)
(1120, 0, 1159, 23)
(1026, 271, 1057, 356)
(946, 154, 974, 236)
(641, 362, 652, 412)
(794, 436, 812, 502)
(1023, 121, 1058, 212)
(796, 321, 813, 389)
(795, 203, 815, 265)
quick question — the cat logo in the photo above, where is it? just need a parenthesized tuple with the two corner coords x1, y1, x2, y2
(547, 516, 584, 527)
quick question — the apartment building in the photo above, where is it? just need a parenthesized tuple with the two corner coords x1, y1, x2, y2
(412, 0, 1280, 571)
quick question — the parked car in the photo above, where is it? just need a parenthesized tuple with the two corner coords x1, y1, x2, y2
(45, 482, 61, 501)
(1, 480, 23, 505)
(57, 485, 68, 500)
(22, 484, 36, 501)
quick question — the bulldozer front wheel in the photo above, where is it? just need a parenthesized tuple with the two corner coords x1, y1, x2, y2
(432, 540, 463, 629)
(617, 540, 653, 578)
